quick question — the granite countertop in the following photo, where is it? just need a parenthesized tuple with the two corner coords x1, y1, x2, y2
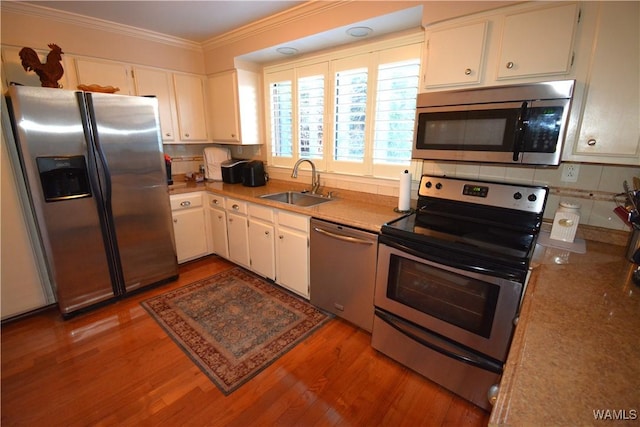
(490, 241, 640, 426)
(169, 179, 407, 233)
(171, 179, 639, 423)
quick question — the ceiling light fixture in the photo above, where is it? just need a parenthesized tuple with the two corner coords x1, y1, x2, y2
(276, 47, 298, 56)
(346, 26, 373, 38)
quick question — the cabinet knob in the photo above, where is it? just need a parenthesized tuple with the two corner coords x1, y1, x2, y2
(506, 61, 514, 69)
(265, 231, 270, 235)
(184, 133, 190, 138)
(231, 134, 236, 138)
(173, 218, 178, 223)
(464, 68, 472, 75)
(180, 201, 191, 207)
(165, 133, 172, 137)
(587, 138, 597, 146)
(232, 204, 239, 210)
(279, 235, 284, 240)
(229, 217, 233, 222)
(218, 215, 223, 219)
(212, 199, 219, 205)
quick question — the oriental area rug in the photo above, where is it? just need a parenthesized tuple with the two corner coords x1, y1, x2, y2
(141, 267, 332, 395)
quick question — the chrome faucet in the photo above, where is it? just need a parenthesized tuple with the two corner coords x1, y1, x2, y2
(292, 159, 320, 194)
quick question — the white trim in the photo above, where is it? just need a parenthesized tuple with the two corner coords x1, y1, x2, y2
(2, 1, 203, 52)
(202, 1, 348, 51)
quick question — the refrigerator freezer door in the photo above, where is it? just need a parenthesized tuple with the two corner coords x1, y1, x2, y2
(8, 86, 115, 314)
(86, 93, 178, 293)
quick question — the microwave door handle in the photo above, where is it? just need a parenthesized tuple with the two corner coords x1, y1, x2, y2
(513, 101, 528, 162)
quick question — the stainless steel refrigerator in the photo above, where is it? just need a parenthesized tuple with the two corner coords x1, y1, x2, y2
(7, 85, 178, 317)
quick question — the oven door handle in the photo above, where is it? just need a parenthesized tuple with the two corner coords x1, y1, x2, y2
(375, 309, 503, 374)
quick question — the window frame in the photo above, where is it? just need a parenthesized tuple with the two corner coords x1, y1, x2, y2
(264, 32, 424, 180)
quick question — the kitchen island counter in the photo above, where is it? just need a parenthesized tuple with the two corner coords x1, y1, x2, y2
(490, 241, 640, 425)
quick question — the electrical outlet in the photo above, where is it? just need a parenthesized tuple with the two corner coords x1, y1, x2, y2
(561, 164, 580, 182)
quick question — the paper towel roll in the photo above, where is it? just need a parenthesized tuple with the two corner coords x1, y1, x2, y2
(398, 170, 411, 212)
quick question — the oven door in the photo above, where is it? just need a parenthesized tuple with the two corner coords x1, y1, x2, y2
(374, 241, 524, 362)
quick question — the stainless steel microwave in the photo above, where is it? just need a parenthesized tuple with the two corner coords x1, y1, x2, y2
(412, 80, 575, 166)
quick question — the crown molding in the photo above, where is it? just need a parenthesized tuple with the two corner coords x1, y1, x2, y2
(2, 1, 203, 52)
(201, 1, 350, 51)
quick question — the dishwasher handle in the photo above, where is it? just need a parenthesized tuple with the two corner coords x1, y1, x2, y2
(313, 227, 375, 245)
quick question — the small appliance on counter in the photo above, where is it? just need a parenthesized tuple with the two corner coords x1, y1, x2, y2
(242, 160, 267, 187)
(221, 159, 249, 184)
(203, 146, 230, 181)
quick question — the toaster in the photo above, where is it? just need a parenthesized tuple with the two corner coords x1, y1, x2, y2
(242, 161, 267, 187)
(221, 159, 248, 184)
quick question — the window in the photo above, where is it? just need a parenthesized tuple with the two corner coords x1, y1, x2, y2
(265, 37, 422, 179)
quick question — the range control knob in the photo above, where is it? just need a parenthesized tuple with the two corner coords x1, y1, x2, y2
(425, 181, 432, 188)
(528, 194, 538, 202)
(513, 192, 523, 200)
(435, 182, 443, 190)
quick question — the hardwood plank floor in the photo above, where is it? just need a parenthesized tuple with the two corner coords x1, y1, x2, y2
(1, 256, 489, 426)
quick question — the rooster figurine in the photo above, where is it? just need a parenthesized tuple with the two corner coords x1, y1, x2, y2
(19, 44, 64, 88)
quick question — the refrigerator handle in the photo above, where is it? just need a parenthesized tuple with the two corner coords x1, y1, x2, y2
(76, 92, 125, 292)
(80, 93, 113, 206)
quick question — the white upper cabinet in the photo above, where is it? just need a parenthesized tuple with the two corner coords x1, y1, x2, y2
(75, 58, 134, 95)
(173, 73, 209, 141)
(563, 2, 640, 165)
(496, 3, 579, 80)
(424, 21, 487, 88)
(421, 2, 581, 91)
(133, 67, 178, 142)
(208, 69, 263, 145)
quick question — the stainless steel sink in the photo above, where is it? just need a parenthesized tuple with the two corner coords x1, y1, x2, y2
(260, 191, 332, 207)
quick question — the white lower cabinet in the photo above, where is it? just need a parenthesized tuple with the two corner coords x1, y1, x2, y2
(248, 204, 276, 280)
(275, 211, 310, 298)
(203, 194, 310, 297)
(170, 192, 209, 264)
(226, 198, 250, 268)
(206, 194, 229, 258)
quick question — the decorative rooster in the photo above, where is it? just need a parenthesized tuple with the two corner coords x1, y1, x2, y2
(18, 44, 64, 88)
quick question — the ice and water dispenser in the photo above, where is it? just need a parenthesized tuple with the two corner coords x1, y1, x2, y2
(36, 155, 91, 202)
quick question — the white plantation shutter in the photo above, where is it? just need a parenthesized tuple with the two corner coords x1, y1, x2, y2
(372, 55, 420, 177)
(297, 63, 327, 165)
(266, 69, 294, 167)
(265, 38, 422, 178)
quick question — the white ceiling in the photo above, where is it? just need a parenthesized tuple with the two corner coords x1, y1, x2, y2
(27, 1, 306, 43)
(23, 1, 423, 63)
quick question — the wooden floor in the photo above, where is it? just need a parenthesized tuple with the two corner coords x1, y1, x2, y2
(1, 256, 489, 427)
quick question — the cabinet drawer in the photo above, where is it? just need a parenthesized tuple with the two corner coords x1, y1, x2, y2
(249, 204, 274, 222)
(170, 193, 202, 210)
(226, 197, 247, 215)
(207, 194, 226, 209)
(278, 211, 309, 232)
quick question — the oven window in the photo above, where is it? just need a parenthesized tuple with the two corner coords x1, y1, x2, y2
(387, 255, 499, 338)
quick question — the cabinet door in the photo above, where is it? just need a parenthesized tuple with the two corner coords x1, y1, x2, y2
(227, 211, 250, 268)
(172, 208, 208, 263)
(573, 2, 639, 163)
(497, 3, 578, 79)
(276, 227, 309, 298)
(208, 70, 240, 142)
(208, 205, 229, 259)
(424, 21, 487, 88)
(133, 67, 177, 142)
(75, 58, 133, 95)
(173, 73, 208, 141)
(248, 218, 275, 279)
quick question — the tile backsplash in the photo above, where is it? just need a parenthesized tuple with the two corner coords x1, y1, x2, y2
(421, 161, 640, 231)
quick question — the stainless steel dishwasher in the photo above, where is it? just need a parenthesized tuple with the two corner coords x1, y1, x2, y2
(310, 218, 378, 332)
